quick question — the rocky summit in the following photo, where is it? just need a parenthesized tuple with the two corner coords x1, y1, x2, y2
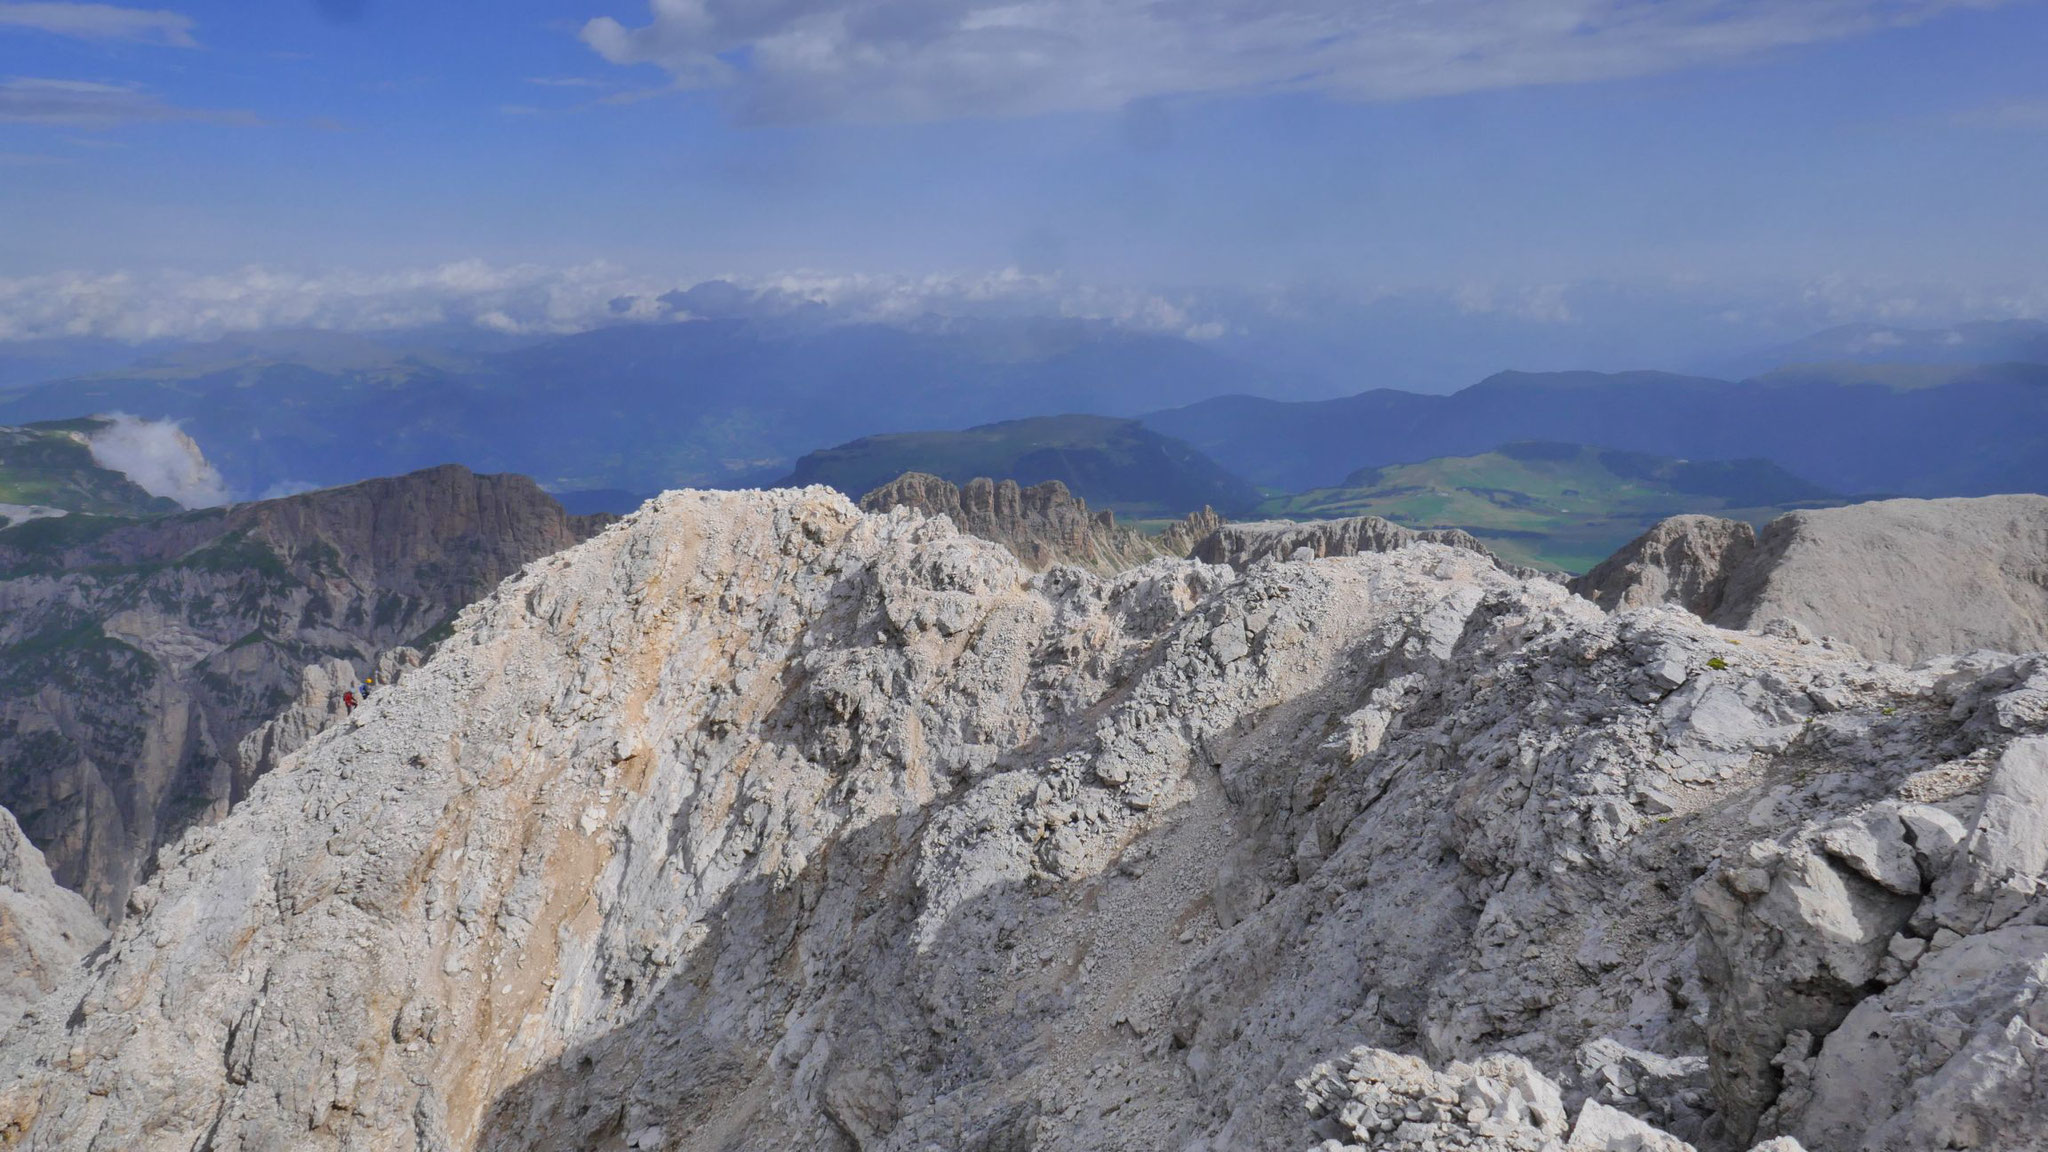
(1, 488, 2045, 1151)
(1574, 495, 2048, 665)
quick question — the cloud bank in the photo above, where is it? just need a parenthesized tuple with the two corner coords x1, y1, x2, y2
(85, 414, 230, 508)
(0, 2, 195, 46)
(582, 0, 2006, 121)
(4, 261, 2045, 394)
(0, 262, 1233, 343)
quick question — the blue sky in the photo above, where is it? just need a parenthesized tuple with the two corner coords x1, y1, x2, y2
(1, 0, 2046, 385)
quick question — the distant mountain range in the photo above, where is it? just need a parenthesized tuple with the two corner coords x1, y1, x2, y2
(0, 320, 1276, 500)
(3, 318, 2046, 539)
(1262, 441, 1842, 571)
(783, 415, 1263, 519)
(1143, 363, 2048, 496)
(1732, 318, 2048, 376)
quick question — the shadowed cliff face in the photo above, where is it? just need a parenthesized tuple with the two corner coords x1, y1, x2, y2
(4, 488, 2045, 1152)
(0, 807, 104, 1034)
(0, 464, 606, 920)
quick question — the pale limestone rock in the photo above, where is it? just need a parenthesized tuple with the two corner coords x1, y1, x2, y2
(1189, 513, 1550, 579)
(1576, 496, 2048, 664)
(0, 488, 2039, 1152)
(1566, 1099, 1692, 1151)
(1927, 736, 2048, 935)
(1298, 1047, 1805, 1152)
(1788, 925, 2048, 1151)
(1817, 809, 1922, 896)
(0, 808, 105, 1034)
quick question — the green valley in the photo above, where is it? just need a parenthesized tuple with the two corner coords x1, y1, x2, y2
(1262, 441, 1844, 572)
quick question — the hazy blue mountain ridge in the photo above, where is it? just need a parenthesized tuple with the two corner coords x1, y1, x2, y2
(1144, 362, 2048, 497)
(0, 319, 1277, 500)
(782, 414, 1264, 519)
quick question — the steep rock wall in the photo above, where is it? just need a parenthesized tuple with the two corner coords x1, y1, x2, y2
(0, 464, 604, 919)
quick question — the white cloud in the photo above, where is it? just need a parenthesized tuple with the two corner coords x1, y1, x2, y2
(581, 0, 2007, 121)
(3, 261, 2043, 393)
(0, 261, 1237, 343)
(85, 413, 230, 507)
(0, 77, 246, 127)
(1456, 282, 1577, 323)
(0, 2, 195, 46)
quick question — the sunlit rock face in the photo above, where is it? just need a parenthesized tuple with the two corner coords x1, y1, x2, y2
(1575, 495, 2048, 665)
(0, 487, 2043, 1152)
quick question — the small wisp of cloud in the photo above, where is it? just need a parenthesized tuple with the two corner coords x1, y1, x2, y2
(0, 2, 197, 47)
(1954, 99, 2048, 131)
(85, 413, 231, 508)
(0, 77, 253, 128)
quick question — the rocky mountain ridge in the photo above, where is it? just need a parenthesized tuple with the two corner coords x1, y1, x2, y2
(0, 489, 2043, 1150)
(859, 471, 1220, 572)
(1144, 363, 2048, 498)
(792, 414, 1262, 520)
(0, 464, 606, 920)
(1192, 513, 1560, 584)
(1574, 495, 2048, 664)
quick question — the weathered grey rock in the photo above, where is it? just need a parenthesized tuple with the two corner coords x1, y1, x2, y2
(1189, 513, 1554, 581)
(1788, 925, 2048, 1151)
(0, 808, 104, 1034)
(1577, 496, 2048, 664)
(1298, 1047, 1801, 1152)
(1718, 496, 2048, 664)
(1696, 839, 1921, 1143)
(0, 488, 2040, 1151)
(1565, 1099, 1694, 1152)
(1925, 736, 2048, 935)
(1572, 1038, 1712, 1141)
(1297, 1046, 1571, 1150)
(1571, 516, 1757, 618)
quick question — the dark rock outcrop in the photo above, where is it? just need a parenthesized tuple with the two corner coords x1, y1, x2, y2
(1188, 513, 1555, 581)
(1571, 514, 1760, 618)
(859, 471, 1214, 572)
(0, 464, 607, 919)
